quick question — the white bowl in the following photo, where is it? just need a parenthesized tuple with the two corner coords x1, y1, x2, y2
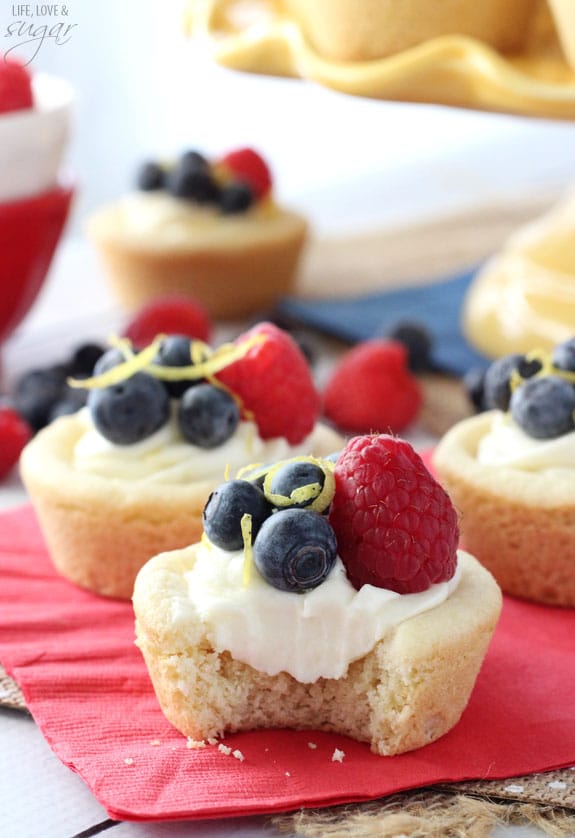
(0, 73, 73, 204)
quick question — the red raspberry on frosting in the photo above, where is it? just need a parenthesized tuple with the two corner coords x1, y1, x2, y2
(218, 148, 272, 200)
(216, 322, 320, 445)
(123, 295, 212, 347)
(323, 340, 422, 434)
(0, 55, 33, 114)
(329, 434, 459, 594)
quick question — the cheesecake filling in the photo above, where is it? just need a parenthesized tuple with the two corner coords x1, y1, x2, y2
(476, 410, 575, 471)
(174, 541, 463, 683)
(73, 407, 317, 484)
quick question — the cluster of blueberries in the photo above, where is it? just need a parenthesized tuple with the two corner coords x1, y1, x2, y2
(465, 337, 575, 439)
(87, 335, 242, 448)
(203, 456, 341, 593)
(137, 150, 255, 215)
(14, 336, 243, 449)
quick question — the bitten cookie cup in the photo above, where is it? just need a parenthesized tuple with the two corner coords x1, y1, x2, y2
(87, 202, 308, 319)
(133, 550, 501, 756)
(20, 412, 341, 600)
(284, 0, 537, 62)
(433, 411, 575, 607)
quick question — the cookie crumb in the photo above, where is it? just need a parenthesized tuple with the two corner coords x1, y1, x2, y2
(124, 757, 134, 766)
(232, 749, 245, 762)
(331, 748, 345, 763)
(504, 784, 524, 794)
(149, 739, 161, 747)
(285, 771, 291, 777)
(207, 737, 219, 746)
(548, 780, 567, 790)
(186, 737, 206, 750)
(218, 744, 232, 756)
(307, 742, 317, 750)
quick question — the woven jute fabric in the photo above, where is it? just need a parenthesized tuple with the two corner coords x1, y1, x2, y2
(0, 663, 26, 712)
(272, 786, 575, 837)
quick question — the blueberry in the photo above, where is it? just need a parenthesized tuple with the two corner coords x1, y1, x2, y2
(219, 182, 254, 215)
(14, 366, 68, 431)
(49, 385, 88, 421)
(323, 451, 341, 464)
(88, 372, 170, 445)
(180, 149, 209, 170)
(552, 338, 575, 372)
(510, 376, 575, 439)
(203, 479, 272, 551)
(254, 509, 337, 593)
(137, 161, 166, 191)
(93, 347, 129, 376)
(166, 164, 220, 204)
(463, 367, 487, 412)
(267, 461, 326, 509)
(483, 354, 541, 411)
(68, 343, 106, 378)
(154, 335, 206, 397)
(178, 383, 239, 448)
(483, 354, 523, 411)
(387, 322, 433, 372)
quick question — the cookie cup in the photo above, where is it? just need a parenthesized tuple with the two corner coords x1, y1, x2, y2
(20, 412, 341, 600)
(133, 550, 501, 756)
(433, 411, 575, 606)
(284, 0, 537, 62)
(87, 201, 308, 319)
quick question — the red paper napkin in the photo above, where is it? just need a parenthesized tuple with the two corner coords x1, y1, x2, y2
(0, 504, 574, 822)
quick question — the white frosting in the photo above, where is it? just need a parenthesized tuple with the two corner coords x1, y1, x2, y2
(476, 411, 575, 471)
(178, 541, 462, 683)
(104, 192, 287, 247)
(73, 407, 315, 484)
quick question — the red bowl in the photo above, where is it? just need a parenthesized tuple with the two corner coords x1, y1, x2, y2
(0, 183, 74, 344)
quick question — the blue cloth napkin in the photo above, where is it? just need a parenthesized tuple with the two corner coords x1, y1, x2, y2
(278, 268, 489, 377)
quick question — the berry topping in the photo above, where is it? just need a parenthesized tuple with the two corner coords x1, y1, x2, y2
(463, 367, 488, 412)
(386, 321, 433, 373)
(329, 435, 459, 594)
(0, 406, 31, 479)
(203, 479, 272, 551)
(218, 147, 272, 200)
(137, 161, 166, 191)
(123, 295, 212, 347)
(253, 508, 337, 593)
(219, 182, 254, 215)
(266, 460, 326, 509)
(68, 343, 106, 378)
(482, 353, 541, 411)
(323, 340, 422, 435)
(178, 383, 240, 448)
(87, 372, 170, 445)
(216, 322, 320, 445)
(14, 365, 70, 432)
(262, 456, 335, 514)
(166, 162, 220, 204)
(510, 376, 575, 439)
(0, 55, 33, 114)
(552, 338, 575, 372)
(154, 334, 208, 397)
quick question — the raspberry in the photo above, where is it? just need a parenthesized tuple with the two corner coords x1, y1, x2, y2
(323, 340, 422, 434)
(218, 148, 272, 200)
(216, 322, 320, 445)
(0, 406, 31, 479)
(123, 295, 212, 348)
(329, 434, 459, 594)
(0, 55, 33, 114)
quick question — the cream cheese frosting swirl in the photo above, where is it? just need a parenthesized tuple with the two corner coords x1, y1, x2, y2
(176, 541, 462, 683)
(73, 407, 317, 484)
(476, 410, 575, 471)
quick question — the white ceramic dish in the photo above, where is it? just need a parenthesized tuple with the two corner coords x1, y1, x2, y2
(0, 73, 73, 203)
